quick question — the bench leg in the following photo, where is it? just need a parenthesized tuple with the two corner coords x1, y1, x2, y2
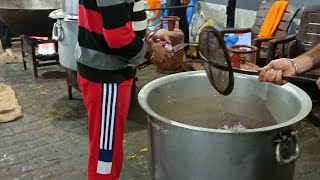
(22, 52, 27, 70)
(33, 64, 38, 78)
(32, 56, 38, 78)
(68, 84, 73, 100)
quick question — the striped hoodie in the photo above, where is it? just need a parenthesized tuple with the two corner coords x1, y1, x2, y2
(75, 0, 148, 83)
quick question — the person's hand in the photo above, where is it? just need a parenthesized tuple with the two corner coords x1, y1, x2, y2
(151, 29, 171, 44)
(258, 58, 296, 85)
(180, 0, 190, 5)
(150, 41, 172, 65)
(317, 78, 320, 91)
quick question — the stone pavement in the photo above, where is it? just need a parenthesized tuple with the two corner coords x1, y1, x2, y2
(0, 61, 163, 180)
(1, 60, 320, 180)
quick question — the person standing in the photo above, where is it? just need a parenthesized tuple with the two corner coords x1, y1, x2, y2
(76, 0, 171, 179)
(0, 21, 16, 58)
(167, 0, 190, 46)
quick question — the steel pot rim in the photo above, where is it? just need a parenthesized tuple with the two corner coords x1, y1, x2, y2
(138, 71, 312, 134)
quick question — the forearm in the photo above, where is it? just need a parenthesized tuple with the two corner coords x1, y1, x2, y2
(144, 30, 156, 60)
(146, 28, 152, 37)
(145, 28, 156, 45)
(293, 43, 320, 74)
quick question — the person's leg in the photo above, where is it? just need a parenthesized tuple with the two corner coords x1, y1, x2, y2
(0, 21, 16, 58)
(166, 0, 177, 16)
(178, 7, 189, 44)
(78, 74, 133, 180)
(0, 21, 12, 50)
(166, 0, 189, 44)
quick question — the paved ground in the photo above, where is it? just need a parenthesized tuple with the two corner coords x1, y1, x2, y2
(1, 54, 320, 179)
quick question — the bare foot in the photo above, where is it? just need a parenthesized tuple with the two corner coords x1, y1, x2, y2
(4, 48, 17, 58)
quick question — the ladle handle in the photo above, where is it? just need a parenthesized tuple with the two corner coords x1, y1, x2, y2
(200, 57, 318, 84)
(282, 75, 317, 83)
(146, 5, 194, 11)
(231, 68, 318, 83)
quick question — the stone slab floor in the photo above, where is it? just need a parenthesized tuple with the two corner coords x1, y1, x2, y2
(1, 57, 320, 180)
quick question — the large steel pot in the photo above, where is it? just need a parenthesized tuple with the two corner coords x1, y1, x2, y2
(52, 17, 78, 71)
(61, 0, 78, 19)
(0, 0, 61, 37)
(138, 71, 312, 180)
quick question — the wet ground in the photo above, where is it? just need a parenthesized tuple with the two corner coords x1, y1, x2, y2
(1, 53, 320, 179)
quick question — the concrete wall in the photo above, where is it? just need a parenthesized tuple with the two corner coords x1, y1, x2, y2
(267, 0, 320, 9)
(0, 0, 61, 9)
(199, 0, 320, 28)
(201, 0, 319, 10)
(198, 1, 228, 27)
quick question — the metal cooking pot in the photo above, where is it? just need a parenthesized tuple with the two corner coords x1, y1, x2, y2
(52, 17, 78, 71)
(138, 71, 312, 180)
(61, 0, 78, 19)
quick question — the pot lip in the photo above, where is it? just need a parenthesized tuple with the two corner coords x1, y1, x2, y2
(138, 71, 312, 134)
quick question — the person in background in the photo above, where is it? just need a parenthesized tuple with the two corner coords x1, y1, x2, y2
(76, 0, 171, 180)
(146, 0, 166, 29)
(0, 21, 16, 58)
(258, 43, 320, 90)
(167, 0, 190, 47)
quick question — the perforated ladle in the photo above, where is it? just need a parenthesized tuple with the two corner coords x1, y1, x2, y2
(199, 26, 318, 96)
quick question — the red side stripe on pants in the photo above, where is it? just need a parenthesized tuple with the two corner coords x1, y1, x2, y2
(77, 74, 133, 180)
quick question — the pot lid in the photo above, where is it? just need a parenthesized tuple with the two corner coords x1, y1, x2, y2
(49, 9, 66, 19)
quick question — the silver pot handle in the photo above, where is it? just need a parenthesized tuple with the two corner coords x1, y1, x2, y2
(274, 130, 300, 166)
(52, 22, 63, 41)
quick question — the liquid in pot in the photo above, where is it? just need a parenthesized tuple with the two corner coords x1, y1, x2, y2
(156, 95, 277, 130)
